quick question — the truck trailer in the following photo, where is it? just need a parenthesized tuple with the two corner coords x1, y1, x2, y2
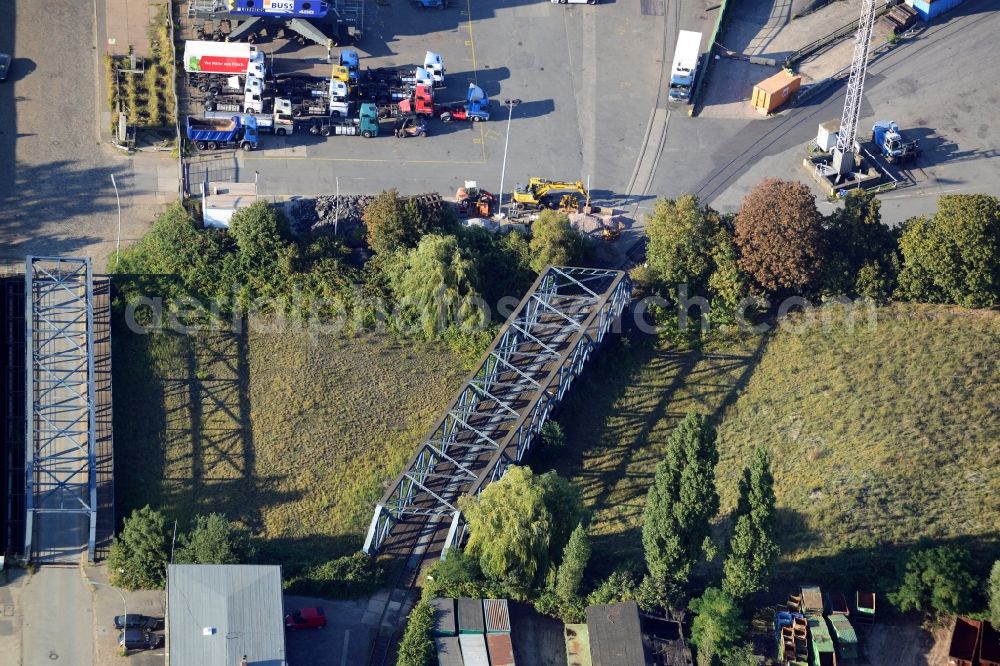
(305, 102, 379, 137)
(668, 30, 702, 103)
(184, 40, 262, 75)
(186, 115, 259, 151)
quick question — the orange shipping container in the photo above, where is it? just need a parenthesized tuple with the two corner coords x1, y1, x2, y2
(751, 70, 802, 114)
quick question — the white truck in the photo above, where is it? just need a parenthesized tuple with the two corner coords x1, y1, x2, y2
(668, 30, 702, 103)
(183, 40, 263, 75)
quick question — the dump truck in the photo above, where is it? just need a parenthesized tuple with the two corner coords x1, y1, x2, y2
(668, 30, 702, 102)
(305, 102, 379, 137)
(186, 115, 258, 151)
(871, 120, 920, 163)
(511, 177, 588, 211)
(948, 617, 982, 666)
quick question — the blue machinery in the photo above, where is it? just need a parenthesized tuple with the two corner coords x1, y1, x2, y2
(363, 266, 632, 557)
(188, 0, 361, 46)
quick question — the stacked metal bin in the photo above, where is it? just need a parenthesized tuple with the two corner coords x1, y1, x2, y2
(484, 599, 515, 666)
(458, 598, 489, 666)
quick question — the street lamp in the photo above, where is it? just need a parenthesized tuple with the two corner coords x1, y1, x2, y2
(89, 580, 128, 651)
(497, 98, 521, 217)
(111, 174, 122, 268)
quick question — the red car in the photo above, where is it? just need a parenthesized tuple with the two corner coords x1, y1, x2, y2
(285, 606, 326, 630)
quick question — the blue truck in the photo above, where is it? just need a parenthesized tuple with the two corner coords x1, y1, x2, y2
(186, 115, 259, 151)
(871, 120, 920, 164)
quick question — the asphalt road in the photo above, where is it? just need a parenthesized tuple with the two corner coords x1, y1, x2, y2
(206, 0, 717, 207)
(650, 0, 1000, 225)
(21, 568, 94, 666)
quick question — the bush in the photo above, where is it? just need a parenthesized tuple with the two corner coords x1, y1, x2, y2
(108, 505, 168, 590)
(689, 587, 744, 666)
(422, 550, 498, 600)
(989, 560, 1000, 626)
(889, 545, 977, 616)
(587, 565, 643, 606)
(174, 513, 254, 565)
(397, 601, 435, 666)
(529, 211, 587, 273)
(284, 553, 383, 599)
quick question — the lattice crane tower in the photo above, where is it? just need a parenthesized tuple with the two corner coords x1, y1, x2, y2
(833, 0, 879, 175)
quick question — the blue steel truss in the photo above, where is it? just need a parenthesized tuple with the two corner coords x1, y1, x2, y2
(24, 257, 97, 562)
(363, 266, 632, 556)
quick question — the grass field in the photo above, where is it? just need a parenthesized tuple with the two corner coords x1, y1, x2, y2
(113, 317, 464, 562)
(539, 303, 1000, 588)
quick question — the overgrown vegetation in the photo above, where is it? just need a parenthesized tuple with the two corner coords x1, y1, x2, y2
(106, 3, 176, 129)
(108, 505, 169, 590)
(396, 600, 435, 666)
(888, 545, 979, 617)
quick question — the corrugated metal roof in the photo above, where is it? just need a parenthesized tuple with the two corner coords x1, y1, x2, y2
(434, 636, 463, 666)
(458, 597, 484, 634)
(459, 633, 490, 666)
(431, 598, 457, 637)
(483, 599, 510, 633)
(585, 602, 652, 666)
(167, 564, 286, 666)
(487, 633, 516, 666)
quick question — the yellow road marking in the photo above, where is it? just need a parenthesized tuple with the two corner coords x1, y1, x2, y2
(243, 155, 488, 165)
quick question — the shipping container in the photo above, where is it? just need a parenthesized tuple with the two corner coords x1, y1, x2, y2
(948, 617, 982, 666)
(183, 40, 261, 75)
(981, 621, 1000, 666)
(434, 636, 463, 666)
(487, 632, 517, 666)
(827, 614, 858, 661)
(751, 70, 801, 115)
(905, 0, 967, 21)
(483, 599, 511, 634)
(826, 592, 850, 616)
(565, 623, 592, 666)
(431, 598, 458, 637)
(855, 591, 875, 624)
(459, 633, 490, 666)
(800, 586, 824, 615)
(458, 597, 485, 634)
(808, 615, 837, 666)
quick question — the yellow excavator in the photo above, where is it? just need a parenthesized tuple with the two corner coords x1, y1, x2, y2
(511, 177, 588, 211)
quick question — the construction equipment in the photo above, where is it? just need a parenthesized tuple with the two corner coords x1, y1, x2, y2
(871, 120, 920, 163)
(601, 220, 621, 241)
(831, 0, 878, 175)
(511, 177, 587, 211)
(456, 182, 495, 217)
(394, 115, 427, 138)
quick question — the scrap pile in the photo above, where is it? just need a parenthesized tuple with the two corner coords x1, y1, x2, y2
(775, 586, 865, 666)
(287, 192, 445, 234)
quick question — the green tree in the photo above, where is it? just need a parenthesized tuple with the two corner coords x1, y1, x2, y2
(707, 226, 749, 320)
(989, 560, 1000, 626)
(541, 420, 566, 450)
(174, 513, 254, 565)
(587, 565, 643, 606)
(460, 466, 580, 589)
(364, 189, 460, 256)
(529, 210, 586, 272)
(646, 195, 723, 292)
(108, 505, 169, 590)
(723, 448, 778, 601)
(642, 412, 720, 604)
(397, 600, 435, 666)
(460, 226, 534, 309)
(555, 523, 591, 602)
(889, 545, 977, 616)
(821, 189, 898, 297)
(896, 194, 1000, 307)
(734, 178, 825, 293)
(689, 587, 744, 666)
(388, 234, 485, 340)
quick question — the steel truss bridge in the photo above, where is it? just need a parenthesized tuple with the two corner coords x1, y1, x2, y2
(363, 266, 632, 559)
(24, 258, 98, 563)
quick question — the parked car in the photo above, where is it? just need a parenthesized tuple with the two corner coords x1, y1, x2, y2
(114, 614, 158, 630)
(119, 629, 161, 651)
(0, 54, 10, 81)
(285, 606, 326, 630)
